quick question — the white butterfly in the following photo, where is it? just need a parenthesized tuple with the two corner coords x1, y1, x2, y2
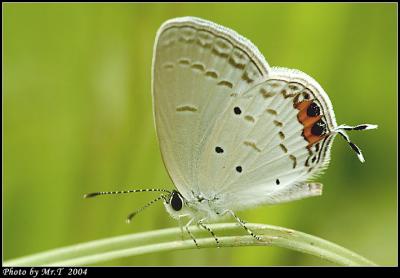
(85, 17, 377, 247)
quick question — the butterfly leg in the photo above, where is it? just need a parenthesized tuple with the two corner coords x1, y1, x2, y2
(184, 218, 199, 248)
(198, 219, 220, 248)
(224, 210, 262, 241)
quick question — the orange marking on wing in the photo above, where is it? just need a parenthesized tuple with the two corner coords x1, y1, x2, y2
(297, 108, 308, 123)
(303, 115, 321, 128)
(296, 100, 325, 147)
(296, 100, 312, 123)
(295, 100, 312, 111)
(304, 127, 326, 147)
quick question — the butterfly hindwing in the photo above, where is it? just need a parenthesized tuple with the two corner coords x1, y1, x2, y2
(197, 75, 336, 211)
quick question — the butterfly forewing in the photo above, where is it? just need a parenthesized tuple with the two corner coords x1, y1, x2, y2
(153, 17, 270, 199)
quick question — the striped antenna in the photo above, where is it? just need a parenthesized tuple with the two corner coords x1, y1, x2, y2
(83, 188, 171, 199)
(335, 123, 378, 163)
(126, 194, 168, 223)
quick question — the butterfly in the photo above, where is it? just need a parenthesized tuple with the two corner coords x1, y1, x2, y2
(84, 17, 377, 247)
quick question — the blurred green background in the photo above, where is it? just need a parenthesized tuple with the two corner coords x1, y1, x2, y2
(3, 3, 397, 266)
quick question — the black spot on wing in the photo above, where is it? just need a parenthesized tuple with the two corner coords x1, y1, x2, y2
(311, 120, 326, 136)
(234, 107, 242, 115)
(307, 102, 321, 117)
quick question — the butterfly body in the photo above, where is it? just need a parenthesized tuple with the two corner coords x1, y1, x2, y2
(164, 193, 223, 222)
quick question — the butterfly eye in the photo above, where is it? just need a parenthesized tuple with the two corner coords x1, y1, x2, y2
(170, 191, 183, 211)
(236, 166, 242, 173)
(215, 146, 224, 153)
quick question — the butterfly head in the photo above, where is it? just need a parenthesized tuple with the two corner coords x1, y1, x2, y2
(163, 190, 195, 220)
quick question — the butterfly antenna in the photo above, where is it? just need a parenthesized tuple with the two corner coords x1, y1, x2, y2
(126, 194, 168, 223)
(83, 188, 171, 199)
(335, 124, 378, 163)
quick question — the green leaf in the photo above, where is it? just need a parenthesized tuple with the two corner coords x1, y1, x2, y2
(4, 223, 377, 266)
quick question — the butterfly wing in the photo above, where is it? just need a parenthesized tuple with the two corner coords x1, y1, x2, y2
(201, 68, 339, 211)
(152, 17, 270, 200)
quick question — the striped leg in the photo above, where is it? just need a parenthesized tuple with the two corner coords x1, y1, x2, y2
(198, 219, 220, 247)
(185, 218, 199, 248)
(225, 210, 262, 241)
